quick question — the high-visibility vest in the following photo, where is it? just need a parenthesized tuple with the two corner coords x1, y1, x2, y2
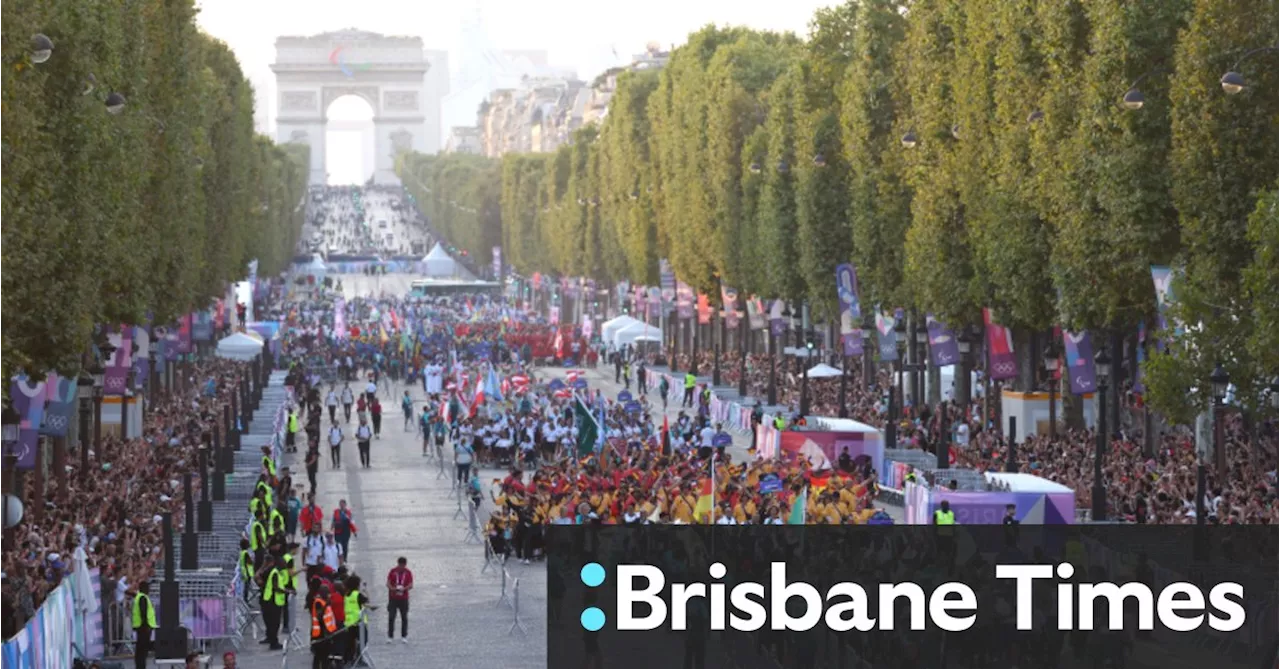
(288, 414, 299, 434)
(934, 509, 956, 525)
(311, 600, 337, 639)
(132, 592, 157, 630)
(263, 567, 287, 606)
(773, 416, 785, 429)
(262, 456, 277, 478)
(249, 497, 261, 516)
(269, 508, 286, 536)
(905, 472, 918, 484)
(256, 481, 274, 508)
(684, 374, 696, 389)
(250, 521, 266, 551)
(344, 589, 361, 628)
(239, 549, 253, 580)
(283, 553, 299, 590)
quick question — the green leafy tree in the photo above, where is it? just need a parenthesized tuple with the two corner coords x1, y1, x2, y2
(758, 67, 804, 300)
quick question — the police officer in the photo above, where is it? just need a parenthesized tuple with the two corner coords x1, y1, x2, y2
(131, 581, 157, 669)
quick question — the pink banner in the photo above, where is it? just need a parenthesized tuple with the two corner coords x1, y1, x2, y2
(983, 308, 1017, 381)
(104, 326, 133, 396)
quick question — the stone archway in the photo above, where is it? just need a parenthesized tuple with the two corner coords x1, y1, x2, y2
(272, 29, 445, 185)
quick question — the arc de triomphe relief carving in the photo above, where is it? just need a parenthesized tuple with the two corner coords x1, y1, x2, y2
(272, 29, 448, 185)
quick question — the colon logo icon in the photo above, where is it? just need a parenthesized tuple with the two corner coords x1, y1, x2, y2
(580, 563, 607, 631)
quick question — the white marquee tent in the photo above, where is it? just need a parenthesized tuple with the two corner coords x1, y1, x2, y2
(216, 332, 265, 361)
(422, 243, 457, 277)
(805, 363, 842, 379)
(304, 255, 328, 281)
(613, 322, 663, 348)
(601, 315, 643, 344)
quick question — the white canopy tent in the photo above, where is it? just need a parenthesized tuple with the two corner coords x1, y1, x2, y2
(422, 243, 457, 277)
(216, 332, 265, 361)
(601, 315, 643, 344)
(805, 363, 842, 379)
(613, 322, 663, 348)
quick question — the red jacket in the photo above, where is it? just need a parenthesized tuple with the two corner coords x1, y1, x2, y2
(387, 566, 413, 601)
(300, 504, 324, 535)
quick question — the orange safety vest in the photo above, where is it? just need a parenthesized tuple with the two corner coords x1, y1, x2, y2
(311, 599, 337, 639)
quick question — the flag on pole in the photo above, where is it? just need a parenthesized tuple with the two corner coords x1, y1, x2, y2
(788, 488, 808, 525)
(693, 476, 714, 524)
(574, 393, 600, 458)
(484, 364, 504, 402)
(469, 373, 484, 417)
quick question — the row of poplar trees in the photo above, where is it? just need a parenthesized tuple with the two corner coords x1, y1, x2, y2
(397, 0, 1277, 425)
(2, 0, 310, 377)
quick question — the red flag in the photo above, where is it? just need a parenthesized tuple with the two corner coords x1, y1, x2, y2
(469, 373, 484, 417)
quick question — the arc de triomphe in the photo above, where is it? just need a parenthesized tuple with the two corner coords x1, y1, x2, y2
(272, 29, 448, 185)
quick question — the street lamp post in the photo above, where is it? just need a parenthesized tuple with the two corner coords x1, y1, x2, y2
(1092, 346, 1111, 522)
(121, 369, 135, 441)
(3, 403, 21, 541)
(1043, 341, 1061, 439)
(800, 338, 815, 416)
(1204, 364, 1230, 528)
(912, 319, 928, 410)
(77, 372, 94, 481)
(838, 345, 849, 419)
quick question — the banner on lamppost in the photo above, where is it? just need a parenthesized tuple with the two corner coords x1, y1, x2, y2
(39, 374, 77, 438)
(492, 246, 502, 279)
(874, 310, 898, 362)
(925, 315, 960, 368)
(9, 376, 46, 469)
(132, 326, 151, 385)
(696, 294, 712, 325)
(104, 326, 133, 396)
(769, 300, 786, 337)
(177, 314, 193, 355)
(676, 282, 694, 319)
(192, 311, 214, 342)
(746, 296, 767, 330)
(1150, 265, 1180, 351)
(660, 259, 676, 307)
(982, 308, 1017, 381)
(720, 285, 740, 329)
(1063, 330, 1097, 394)
(836, 263, 863, 358)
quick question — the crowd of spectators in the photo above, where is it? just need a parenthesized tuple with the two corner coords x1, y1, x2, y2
(304, 185, 429, 258)
(659, 348, 1277, 524)
(1, 357, 250, 639)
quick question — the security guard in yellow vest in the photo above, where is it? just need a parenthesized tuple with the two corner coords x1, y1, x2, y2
(341, 575, 372, 664)
(131, 581, 157, 669)
(905, 466, 918, 485)
(255, 478, 274, 508)
(773, 415, 786, 430)
(683, 372, 697, 407)
(934, 500, 956, 526)
(280, 551, 300, 632)
(286, 410, 300, 452)
(262, 445, 277, 476)
(250, 514, 268, 570)
(260, 555, 291, 649)
(238, 538, 255, 603)
(269, 504, 287, 537)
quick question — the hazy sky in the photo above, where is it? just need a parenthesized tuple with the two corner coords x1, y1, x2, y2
(196, 0, 839, 182)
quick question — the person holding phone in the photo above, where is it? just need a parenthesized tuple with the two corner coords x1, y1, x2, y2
(385, 557, 414, 643)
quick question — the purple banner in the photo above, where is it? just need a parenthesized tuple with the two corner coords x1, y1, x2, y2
(9, 377, 47, 469)
(39, 374, 77, 438)
(841, 331, 864, 357)
(769, 300, 785, 337)
(983, 308, 1017, 381)
(1063, 330, 1097, 395)
(163, 326, 180, 361)
(132, 326, 152, 385)
(721, 285, 740, 329)
(104, 326, 133, 396)
(874, 311, 898, 362)
(835, 263, 862, 321)
(676, 282, 694, 319)
(925, 314, 960, 367)
(177, 314, 193, 354)
(191, 311, 214, 342)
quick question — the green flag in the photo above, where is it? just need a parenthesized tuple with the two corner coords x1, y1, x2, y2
(574, 396, 599, 458)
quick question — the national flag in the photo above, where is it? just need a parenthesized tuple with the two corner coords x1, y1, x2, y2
(554, 331, 564, 359)
(441, 399, 450, 425)
(469, 373, 484, 417)
(484, 364, 504, 402)
(574, 394, 600, 457)
(661, 415, 671, 456)
(510, 373, 530, 387)
(693, 475, 714, 523)
(379, 327, 389, 346)
(810, 472, 831, 493)
(788, 488, 808, 525)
